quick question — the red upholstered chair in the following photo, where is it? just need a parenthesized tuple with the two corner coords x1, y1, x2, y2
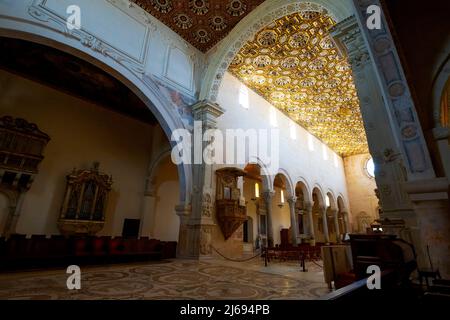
(73, 237, 90, 257)
(92, 236, 109, 257)
(49, 235, 70, 263)
(161, 241, 177, 259)
(109, 237, 124, 256)
(30, 235, 50, 262)
(6, 234, 30, 259)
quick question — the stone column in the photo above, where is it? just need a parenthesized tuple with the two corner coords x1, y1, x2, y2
(404, 178, 450, 278)
(342, 211, 350, 234)
(139, 179, 157, 237)
(320, 206, 330, 244)
(332, 13, 440, 273)
(188, 100, 224, 259)
(331, 17, 413, 214)
(175, 203, 192, 257)
(287, 196, 299, 246)
(331, 209, 341, 243)
(304, 201, 315, 242)
(262, 190, 275, 247)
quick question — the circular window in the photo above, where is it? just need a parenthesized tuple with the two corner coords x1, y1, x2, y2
(365, 157, 375, 178)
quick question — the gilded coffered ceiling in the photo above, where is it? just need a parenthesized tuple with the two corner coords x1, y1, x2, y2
(228, 11, 368, 156)
(131, 0, 265, 52)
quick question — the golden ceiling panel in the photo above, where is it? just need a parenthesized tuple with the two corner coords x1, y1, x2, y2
(228, 11, 368, 156)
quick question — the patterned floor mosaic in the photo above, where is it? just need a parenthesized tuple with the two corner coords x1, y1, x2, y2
(0, 259, 329, 300)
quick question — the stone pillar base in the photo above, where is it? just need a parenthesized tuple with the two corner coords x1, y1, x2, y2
(404, 178, 450, 278)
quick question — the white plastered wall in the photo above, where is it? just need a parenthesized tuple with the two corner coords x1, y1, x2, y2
(212, 72, 351, 253)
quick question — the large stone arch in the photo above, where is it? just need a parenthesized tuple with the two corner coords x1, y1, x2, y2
(312, 184, 326, 207)
(326, 190, 337, 210)
(245, 159, 273, 192)
(0, 26, 192, 206)
(431, 57, 450, 179)
(432, 57, 450, 128)
(200, 0, 353, 102)
(272, 168, 295, 198)
(294, 177, 312, 203)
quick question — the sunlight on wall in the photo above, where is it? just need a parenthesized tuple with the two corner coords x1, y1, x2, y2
(322, 145, 328, 160)
(308, 133, 315, 151)
(269, 106, 278, 127)
(239, 84, 249, 109)
(289, 120, 297, 140)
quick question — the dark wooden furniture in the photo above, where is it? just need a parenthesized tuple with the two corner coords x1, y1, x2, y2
(349, 234, 417, 285)
(0, 235, 176, 270)
(0, 116, 50, 236)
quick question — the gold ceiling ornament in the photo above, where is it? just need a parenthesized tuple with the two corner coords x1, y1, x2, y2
(228, 11, 368, 156)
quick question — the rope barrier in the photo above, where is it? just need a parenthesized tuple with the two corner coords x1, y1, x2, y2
(211, 246, 262, 262)
(312, 260, 323, 269)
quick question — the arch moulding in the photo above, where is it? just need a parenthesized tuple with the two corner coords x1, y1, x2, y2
(0, 11, 193, 205)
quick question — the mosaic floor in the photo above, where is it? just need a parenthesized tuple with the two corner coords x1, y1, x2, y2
(0, 258, 329, 300)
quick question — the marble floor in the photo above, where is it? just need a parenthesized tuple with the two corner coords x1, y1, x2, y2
(0, 258, 330, 300)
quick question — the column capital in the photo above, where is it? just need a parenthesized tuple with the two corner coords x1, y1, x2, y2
(287, 196, 297, 205)
(330, 15, 370, 70)
(261, 190, 275, 201)
(175, 203, 192, 218)
(192, 99, 225, 129)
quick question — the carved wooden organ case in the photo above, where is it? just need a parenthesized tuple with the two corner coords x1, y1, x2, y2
(215, 168, 246, 240)
(58, 162, 113, 235)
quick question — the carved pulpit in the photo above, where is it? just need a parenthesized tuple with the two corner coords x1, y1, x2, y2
(215, 168, 246, 240)
(58, 162, 113, 235)
(0, 116, 50, 236)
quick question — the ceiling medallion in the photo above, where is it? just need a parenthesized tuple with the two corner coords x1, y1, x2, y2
(189, 0, 210, 16)
(193, 29, 211, 43)
(281, 57, 299, 69)
(288, 32, 309, 48)
(151, 0, 173, 13)
(228, 11, 368, 156)
(174, 13, 193, 29)
(227, 0, 247, 17)
(209, 15, 227, 31)
(131, 1, 265, 52)
(257, 30, 278, 46)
